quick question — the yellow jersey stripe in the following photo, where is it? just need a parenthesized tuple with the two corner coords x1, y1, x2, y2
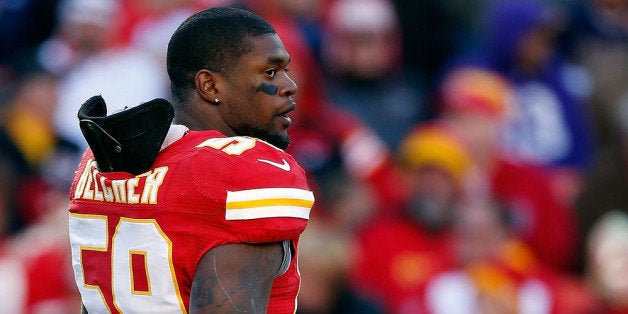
(226, 198, 314, 210)
(225, 188, 314, 220)
(226, 187, 314, 202)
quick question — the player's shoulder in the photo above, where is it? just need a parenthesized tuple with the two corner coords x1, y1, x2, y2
(171, 130, 278, 153)
(174, 130, 300, 170)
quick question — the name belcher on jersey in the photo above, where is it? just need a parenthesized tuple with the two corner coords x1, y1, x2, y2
(73, 158, 168, 204)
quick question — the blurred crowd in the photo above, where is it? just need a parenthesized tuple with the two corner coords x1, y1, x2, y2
(1, 0, 627, 313)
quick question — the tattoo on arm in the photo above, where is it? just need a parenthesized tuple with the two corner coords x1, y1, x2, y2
(190, 242, 284, 313)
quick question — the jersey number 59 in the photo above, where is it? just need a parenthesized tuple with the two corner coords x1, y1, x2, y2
(69, 214, 186, 313)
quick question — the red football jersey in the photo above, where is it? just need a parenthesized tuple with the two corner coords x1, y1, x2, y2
(68, 130, 314, 313)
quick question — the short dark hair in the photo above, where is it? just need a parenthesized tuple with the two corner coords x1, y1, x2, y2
(166, 7, 276, 102)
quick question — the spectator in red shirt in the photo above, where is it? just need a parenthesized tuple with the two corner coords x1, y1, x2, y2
(347, 122, 471, 313)
(433, 66, 579, 271)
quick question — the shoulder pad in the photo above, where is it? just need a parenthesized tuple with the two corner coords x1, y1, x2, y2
(78, 95, 173, 174)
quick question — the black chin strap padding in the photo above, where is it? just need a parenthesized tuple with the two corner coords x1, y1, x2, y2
(79, 119, 123, 172)
(77, 95, 174, 174)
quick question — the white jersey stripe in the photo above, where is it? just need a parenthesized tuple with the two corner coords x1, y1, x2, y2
(225, 205, 311, 220)
(225, 188, 314, 220)
(227, 188, 314, 202)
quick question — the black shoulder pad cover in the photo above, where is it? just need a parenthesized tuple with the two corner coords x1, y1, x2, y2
(77, 95, 174, 175)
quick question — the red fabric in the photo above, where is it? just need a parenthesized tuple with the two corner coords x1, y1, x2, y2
(348, 217, 455, 313)
(24, 244, 75, 308)
(0, 234, 77, 313)
(69, 131, 313, 313)
(491, 159, 578, 271)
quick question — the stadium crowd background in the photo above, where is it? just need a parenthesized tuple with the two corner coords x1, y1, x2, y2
(0, 0, 627, 313)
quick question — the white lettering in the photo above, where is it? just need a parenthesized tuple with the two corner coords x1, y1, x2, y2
(74, 162, 168, 205)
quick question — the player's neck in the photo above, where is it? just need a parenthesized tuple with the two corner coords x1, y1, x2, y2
(174, 102, 235, 136)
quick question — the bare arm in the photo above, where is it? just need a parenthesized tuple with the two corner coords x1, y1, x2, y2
(189, 242, 284, 313)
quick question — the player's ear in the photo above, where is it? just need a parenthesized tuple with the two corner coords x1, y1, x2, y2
(194, 69, 220, 104)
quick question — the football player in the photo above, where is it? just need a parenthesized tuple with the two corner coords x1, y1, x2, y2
(68, 7, 314, 313)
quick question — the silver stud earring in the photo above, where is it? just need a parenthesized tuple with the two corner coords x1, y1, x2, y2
(214, 98, 220, 103)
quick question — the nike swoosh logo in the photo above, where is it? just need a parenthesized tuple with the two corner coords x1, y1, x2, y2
(257, 158, 291, 171)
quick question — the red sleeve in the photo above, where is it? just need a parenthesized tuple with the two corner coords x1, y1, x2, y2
(491, 160, 577, 271)
(183, 136, 313, 245)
